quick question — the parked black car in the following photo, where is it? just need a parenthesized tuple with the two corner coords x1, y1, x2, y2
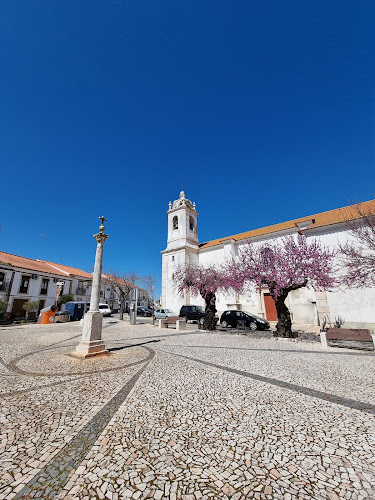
(179, 305, 206, 324)
(179, 305, 219, 325)
(220, 310, 270, 330)
(137, 307, 152, 317)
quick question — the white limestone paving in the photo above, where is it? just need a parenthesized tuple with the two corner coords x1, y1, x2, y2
(0, 319, 374, 499)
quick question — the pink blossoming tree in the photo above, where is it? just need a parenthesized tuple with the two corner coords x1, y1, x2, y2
(226, 235, 336, 338)
(338, 205, 375, 288)
(172, 263, 227, 330)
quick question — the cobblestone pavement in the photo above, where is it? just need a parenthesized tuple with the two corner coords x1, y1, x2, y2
(1, 320, 375, 499)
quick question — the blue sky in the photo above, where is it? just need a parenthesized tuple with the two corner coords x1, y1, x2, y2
(1, 0, 374, 297)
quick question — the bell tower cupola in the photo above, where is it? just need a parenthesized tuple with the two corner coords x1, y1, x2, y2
(166, 191, 198, 249)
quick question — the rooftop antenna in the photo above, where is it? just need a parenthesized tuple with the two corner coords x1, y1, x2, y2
(36, 233, 46, 260)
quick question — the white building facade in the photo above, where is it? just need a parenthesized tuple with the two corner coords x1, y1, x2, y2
(0, 252, 149, 319)
(161, 193, 375, 332)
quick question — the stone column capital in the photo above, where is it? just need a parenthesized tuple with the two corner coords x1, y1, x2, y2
(94, 232, 109, 244)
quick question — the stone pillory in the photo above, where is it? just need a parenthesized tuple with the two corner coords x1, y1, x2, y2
(73, 217, 109, 358)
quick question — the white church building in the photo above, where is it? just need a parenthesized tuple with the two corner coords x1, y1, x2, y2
(161, 191, 375, 332)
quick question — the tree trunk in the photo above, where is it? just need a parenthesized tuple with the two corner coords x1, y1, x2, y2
(203, 292, 217, 330)
(119, 297, 124, 320)
(273, 293, 296, 338)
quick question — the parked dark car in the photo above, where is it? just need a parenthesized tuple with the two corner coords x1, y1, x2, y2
(137, 307, 152, 317)
(179, 305, 206, 324)
(220, 310, 270, 331)
(179, 305, 218, 326)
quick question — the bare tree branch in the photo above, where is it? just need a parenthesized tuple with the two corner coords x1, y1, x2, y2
(102, 270, 141, 320)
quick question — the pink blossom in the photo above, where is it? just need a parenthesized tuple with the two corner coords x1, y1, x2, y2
(226, 235, 336, 298)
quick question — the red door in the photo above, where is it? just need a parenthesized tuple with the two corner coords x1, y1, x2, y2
(264, 293, 277, 321)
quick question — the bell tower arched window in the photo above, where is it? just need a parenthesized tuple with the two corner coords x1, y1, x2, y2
(189, 216, 194, 231)
(173, 216, 179, 230)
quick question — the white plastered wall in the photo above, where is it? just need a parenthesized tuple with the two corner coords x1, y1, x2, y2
(9, 270, 61, 312)
(163, 212, 375, 328)
(163, 248, 201, 314)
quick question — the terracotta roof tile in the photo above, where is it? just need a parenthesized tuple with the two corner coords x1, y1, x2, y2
(0, 252, 67, 276)
(199, 199, 375, 249)
(41, 261, 93, 279)
(0, 251, 92, 279)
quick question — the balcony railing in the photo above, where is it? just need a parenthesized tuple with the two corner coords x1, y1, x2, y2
(76, 287, 87, 295)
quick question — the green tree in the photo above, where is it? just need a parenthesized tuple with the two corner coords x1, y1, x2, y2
(22, 301, 39, 321)
(58, 294, 74, 305)
(0, 300, 8, 313)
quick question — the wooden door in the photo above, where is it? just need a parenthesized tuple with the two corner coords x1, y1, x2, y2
(11, 299, 28, 318)
(264, 293, 278, 321)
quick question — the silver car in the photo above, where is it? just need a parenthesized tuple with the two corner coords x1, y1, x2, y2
(154, 308, 177, 319)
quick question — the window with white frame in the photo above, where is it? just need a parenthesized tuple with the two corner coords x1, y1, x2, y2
(40, 279, 49, 295)
(19, 276, 30, 294)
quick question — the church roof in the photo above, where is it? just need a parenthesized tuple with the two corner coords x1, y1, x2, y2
(199, 199, 375, 249)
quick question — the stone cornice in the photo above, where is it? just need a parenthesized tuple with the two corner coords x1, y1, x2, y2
(167, 235, 199, 245)
(161, 245, 199, 255)
(167, 206, 198, 216)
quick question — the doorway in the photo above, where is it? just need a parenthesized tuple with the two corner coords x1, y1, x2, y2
(11, 299, 28, 318)
(264, 293, 277, 321)
(38, 300, 45, 314)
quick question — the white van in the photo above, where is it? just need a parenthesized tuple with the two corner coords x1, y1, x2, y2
(98, 303, 112, 317)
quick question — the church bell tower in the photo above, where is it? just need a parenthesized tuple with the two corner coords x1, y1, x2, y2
(161, 191, 199, 310)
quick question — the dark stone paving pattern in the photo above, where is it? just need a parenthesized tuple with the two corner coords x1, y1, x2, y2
(14, 348, 154, 499)
(175, 352, 375, 415)
(4, 340, 159, 378)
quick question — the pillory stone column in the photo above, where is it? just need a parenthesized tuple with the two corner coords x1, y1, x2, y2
(73, 217, 109, 358)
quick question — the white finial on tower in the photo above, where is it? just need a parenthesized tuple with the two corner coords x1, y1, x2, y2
(168, 191, 196, 212)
